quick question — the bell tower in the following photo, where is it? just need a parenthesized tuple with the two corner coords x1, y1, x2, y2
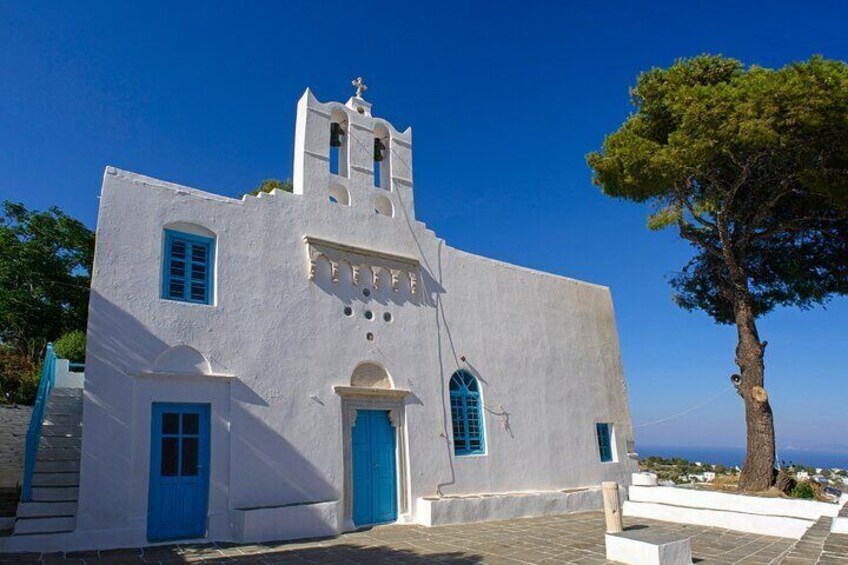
(292, 79, 415, 221)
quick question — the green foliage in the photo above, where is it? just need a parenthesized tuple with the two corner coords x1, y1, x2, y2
(54, 330, 86, 363)
(588, 55, 848, 324)
(0, 346, 40, 405)
(790, 481, 815, 499)
(0, 202, 94, 360)
(247, 179, 293, 197)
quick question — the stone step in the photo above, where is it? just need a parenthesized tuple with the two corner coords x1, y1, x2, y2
(30, 487, 78, 502)
(39, 436, 81, 449)
(14, 516, 75, 535)
(32, 473, 79, 487)
(16, 501, 77, 518)
(43, 415, 82, 427)
(36, 447, 81, 460)
(41, 424, 82, 438)
(35, 460, 79, 473)
(51, 387, 82, 396)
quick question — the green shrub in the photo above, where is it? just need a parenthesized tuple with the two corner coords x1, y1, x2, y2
(0, 348, 40, 405)
(791, 481, 815, 499)
(54, 330, 86, 363)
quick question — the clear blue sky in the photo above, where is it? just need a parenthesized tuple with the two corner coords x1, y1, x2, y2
(2, 1, 846, 453)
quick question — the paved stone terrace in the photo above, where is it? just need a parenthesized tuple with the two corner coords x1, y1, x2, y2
(0, 405, 32, 489)
(0, 511, 815, 565)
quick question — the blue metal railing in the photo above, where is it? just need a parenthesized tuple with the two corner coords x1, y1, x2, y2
(22, 343, 57, 502)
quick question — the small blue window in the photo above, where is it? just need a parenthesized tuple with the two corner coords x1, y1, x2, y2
(162, 230, 214, 305)
(449, 370, 485, 455)
(596, 423, 614, 463)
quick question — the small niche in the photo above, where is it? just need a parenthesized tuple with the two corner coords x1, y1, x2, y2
(328, 185, 350, 206)
(374, 195, 393, 217)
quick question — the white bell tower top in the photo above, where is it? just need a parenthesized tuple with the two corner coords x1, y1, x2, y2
(292, 80, 415, 221)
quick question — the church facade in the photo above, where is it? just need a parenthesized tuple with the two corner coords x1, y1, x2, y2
(65, 85, 634, 549)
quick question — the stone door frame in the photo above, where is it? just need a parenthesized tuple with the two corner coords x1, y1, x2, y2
(334, 386, 410, 527)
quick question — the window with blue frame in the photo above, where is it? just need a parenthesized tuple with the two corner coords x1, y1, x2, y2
(596, 423, 614, 462)
(162, 230, 214, 305)
(449, 370, 485, 455)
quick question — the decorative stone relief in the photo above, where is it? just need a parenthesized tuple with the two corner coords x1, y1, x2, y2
(304, 236, 421, 297)
(408, 271, 419, 295)
(388, 409, 401, 428)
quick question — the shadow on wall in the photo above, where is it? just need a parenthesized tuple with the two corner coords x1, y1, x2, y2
(83, 291, 175, 516)
(229, 380, 338, 507)
(85, 292, 336, 513)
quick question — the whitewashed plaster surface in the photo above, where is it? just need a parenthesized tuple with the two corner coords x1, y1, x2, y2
(67, 90, 637, 549)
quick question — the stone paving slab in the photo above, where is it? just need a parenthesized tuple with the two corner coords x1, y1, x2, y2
(0, 406, 32, 489)
(0, 511, 803, 564)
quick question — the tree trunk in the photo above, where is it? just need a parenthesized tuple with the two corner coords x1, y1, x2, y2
(734, 297, 776, 491)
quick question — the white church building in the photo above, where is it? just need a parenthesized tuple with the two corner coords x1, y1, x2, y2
(4, 82, 637, 551)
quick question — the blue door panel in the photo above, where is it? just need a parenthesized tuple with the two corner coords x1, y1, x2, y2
(352, 410, 397, 526)
(148, 403, 210, 542)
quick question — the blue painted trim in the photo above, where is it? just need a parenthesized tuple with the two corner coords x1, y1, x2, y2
(449, 370, 485, 456)
(162, 229, 215, 305)
(22, 344, 56, 501)
(147, 402, 211, 542)
(596, 423, 613, 462)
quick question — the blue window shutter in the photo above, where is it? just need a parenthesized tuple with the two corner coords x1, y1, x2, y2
(163, 230, 214, 305)
(597, 423, 613, 462)
(449, 370, 485, 455)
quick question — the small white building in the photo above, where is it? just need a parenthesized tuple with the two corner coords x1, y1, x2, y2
(5, 85, 637, 551)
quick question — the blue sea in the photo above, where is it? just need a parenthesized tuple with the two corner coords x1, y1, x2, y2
(638, 445, 848, 470)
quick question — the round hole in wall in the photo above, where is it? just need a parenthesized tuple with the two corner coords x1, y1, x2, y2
(343, 306, 353, 317)
(383, 312, 392, 323)
(364, 310, 374, 321)
(362, 288, 371, 298)
(366, 332, 374, 341)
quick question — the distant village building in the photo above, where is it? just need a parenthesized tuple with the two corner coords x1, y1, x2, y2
(2, 83, 637, 551)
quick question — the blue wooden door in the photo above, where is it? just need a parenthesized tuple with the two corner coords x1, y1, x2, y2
(148, 403, 210, 541)
(352, 410, 397, 526)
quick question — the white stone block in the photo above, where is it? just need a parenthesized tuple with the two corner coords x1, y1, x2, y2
(606, 531, 692, 565)
(632, 472, 658, 486)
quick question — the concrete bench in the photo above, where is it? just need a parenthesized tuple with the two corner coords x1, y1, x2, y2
(606, 530, 692, 565)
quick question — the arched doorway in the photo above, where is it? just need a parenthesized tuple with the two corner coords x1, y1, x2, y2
(335, 363, 410, 529)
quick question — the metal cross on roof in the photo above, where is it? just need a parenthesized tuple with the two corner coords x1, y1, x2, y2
(352, 77, 367, 98)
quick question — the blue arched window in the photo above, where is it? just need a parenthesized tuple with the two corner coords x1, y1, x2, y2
(449, 370, 485, 455)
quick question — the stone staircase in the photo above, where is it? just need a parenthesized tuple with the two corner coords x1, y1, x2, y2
(12, 388, 82, 536)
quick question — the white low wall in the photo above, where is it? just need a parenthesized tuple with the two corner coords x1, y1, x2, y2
(629, 486, 840, 520)
(230, 500, 341, 543)
(624, 500, 813, 539)
(416, 488, 602, 527)
(54, 359, 84, 389)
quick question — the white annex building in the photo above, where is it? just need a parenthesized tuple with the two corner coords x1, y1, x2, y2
(2, 82, 637, 551)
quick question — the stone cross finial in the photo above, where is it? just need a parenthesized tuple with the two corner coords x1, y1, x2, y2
(352, 77, 367, 98)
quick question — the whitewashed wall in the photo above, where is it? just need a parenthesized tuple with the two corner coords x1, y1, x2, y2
(74, 90, 637, 548)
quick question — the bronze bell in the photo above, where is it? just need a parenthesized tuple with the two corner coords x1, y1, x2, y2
(330, 123, 344, 147)
(374, 138, 386, 162)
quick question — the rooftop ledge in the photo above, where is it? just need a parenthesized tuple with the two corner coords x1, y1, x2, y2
(136, 371, 236, 381)
(304, 236, 420, 268)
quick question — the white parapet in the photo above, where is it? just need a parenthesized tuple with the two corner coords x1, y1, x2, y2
(629, 485, 840, 520)
(230, 500, 341, 543)
(632, 472, 658, 487)
(416, 488, 602, 527)
(606, 531, 692, 565)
